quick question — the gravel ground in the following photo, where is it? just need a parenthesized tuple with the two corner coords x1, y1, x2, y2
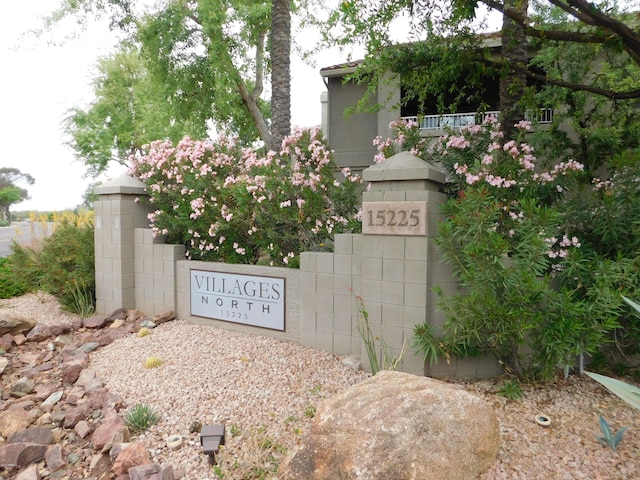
(5, 293, 640, 479)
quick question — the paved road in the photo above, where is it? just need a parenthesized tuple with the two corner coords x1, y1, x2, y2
(0, 221, 54, 258)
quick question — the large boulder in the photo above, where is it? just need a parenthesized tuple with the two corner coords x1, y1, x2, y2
(279, 371, 500, 480)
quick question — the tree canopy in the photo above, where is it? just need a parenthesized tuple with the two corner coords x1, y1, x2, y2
(0, 168, 35, 224)
(325, 0, 640, 99)
(50, 0, 293, 175)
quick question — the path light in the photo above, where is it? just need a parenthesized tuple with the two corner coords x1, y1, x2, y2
(200, 424, 226, 464)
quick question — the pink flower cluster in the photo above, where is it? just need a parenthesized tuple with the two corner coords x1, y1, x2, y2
(128, 128, 362, 266)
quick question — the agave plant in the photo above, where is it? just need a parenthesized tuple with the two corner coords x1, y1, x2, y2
(596, 415, 627, 451)
(584, 296, 640, 411)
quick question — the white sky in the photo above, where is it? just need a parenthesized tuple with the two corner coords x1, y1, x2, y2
(0, 1, 349, 212)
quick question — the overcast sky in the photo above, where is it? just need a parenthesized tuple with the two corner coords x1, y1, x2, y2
(0, 1, 345, 212)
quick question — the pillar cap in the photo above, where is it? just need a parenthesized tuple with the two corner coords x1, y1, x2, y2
(95, 174, 148, 196)
(362, 151, 446, 184)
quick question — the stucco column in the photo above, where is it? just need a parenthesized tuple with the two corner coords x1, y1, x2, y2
(94, 175, 150, 314)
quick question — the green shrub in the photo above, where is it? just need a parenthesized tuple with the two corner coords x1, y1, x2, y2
(0, 257, 28, 298)
(36, 219, 95, 313)
(2, 217, 95, 314)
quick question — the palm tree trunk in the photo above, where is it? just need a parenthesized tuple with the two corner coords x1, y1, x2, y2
(270, 0, 292, 153)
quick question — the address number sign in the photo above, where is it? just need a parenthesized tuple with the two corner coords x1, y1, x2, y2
(362, 201, 427, 236)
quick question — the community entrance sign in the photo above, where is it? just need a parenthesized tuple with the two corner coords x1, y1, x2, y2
(190, 269, 286, 330)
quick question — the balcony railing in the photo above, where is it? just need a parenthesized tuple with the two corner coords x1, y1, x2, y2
(402, 109, 554, 130)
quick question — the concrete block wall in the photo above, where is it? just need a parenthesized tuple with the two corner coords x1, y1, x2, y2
(95, 167, 500, 379)
(134, 228, 185, 316)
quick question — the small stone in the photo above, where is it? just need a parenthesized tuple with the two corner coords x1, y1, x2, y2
(75, 421, 92, 439)
(10, 378, 35, 398)
(76, 369, 97, 387)
(0, 357, 8, 375)
(13, 333, 27, 346)
(8, 426, 54, 445)
(15, 464, 39, 480)
(83, 316, 108, 329)
(109, 319, 124, 329)
(42, 391, 64, 410)
(45, 444, 66, 472)
(77, 342, 100, 354)
(112, 442, 151, 476)
(140, 319, 157, 329)
(68, 452, 81, 465)
(63, 406, 87, 429)
(188, 421, 202, 434)
(151, 311, 175, 325)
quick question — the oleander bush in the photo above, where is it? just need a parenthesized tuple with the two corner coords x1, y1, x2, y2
(401, 117, 625, 380)
(128, 127, 362, 267)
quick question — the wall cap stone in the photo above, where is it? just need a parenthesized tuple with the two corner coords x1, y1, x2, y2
(362, 151, 446, 184)
(95, 175, 148, 196)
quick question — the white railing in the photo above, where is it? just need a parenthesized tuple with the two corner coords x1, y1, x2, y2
(402, 108, 554, 130)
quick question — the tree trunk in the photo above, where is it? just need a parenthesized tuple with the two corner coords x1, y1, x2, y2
(499, 0, 529, 141)
(270, 0, 292, 153)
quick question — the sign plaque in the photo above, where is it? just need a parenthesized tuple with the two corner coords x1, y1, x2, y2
(190, 269, 285, 331)
(362, 201, 427, 236)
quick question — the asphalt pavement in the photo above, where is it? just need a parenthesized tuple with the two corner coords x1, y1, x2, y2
(0, 221, 53, 257)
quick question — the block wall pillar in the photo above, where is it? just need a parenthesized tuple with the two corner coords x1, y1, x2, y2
(94, 175, 151, 314)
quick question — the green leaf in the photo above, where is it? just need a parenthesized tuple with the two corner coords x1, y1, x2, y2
(585, 371, 640, 410)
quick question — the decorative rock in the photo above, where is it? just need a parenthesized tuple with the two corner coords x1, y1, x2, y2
(110, 319, 124, 329)
(0, 408, 34, 438)
(128, 463, 174, 480)
(0, 442, 47, 467)
(75, 420, 92, 439)
(77, 341, 101, 354)
(92, 415, 128, 451)
(76, 369, 97, 387)
(32, 384, 57, 402)
(15, 464, 39, 480)
(85, 378, 104, 393)
(279, 371, 500, 480)
(13, 333, 27, 346)
(112, 441, 151, 476)
(107, 308, 129, 322)
(152, 311, 175, 325)
(8, 426, 54, 445)
(25, 324, 52, 342)
(188, 421, 202, 434)
(0, 314, 35, 336)
(0, 333, 13, 351)
(35, 412, 52, 426)
(17, 352, 43, 365)
(0, 356, 8, 375)
(42, 391, 64, 410)
(62, 363, 84, 384)
(45, 444, 66, 472)
(140, 319, 157, 329)
(89, 452, 112, 477)
(63, 405, 88, 429)
(109, 442, 128, 461)
(83, 316, 109, 329)
(10, 377, 35, 398)
(53, 334, 73, 348)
